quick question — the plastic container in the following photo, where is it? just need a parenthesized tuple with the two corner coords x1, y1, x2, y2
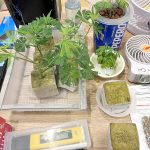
(4, 120, 91, 150)
(127, 0, 150, 35)
(94, 2, 134, 50)
(131, 112, 150, 150)
(0, 16, 16, 46)
(65, 0, 81, 22)
(0, 117, 12, 150)
(131, 0, 150, 19)
(96, 80, 136, 117)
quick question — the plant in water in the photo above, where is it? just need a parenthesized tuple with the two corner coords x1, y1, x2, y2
(96, 46, 120, 69)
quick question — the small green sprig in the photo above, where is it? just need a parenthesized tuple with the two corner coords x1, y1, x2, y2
(96, 46, 120, 69)
(116, 0, 129, 9)
(94, 0, 128, 10)
(76, 5, 103, 37)
(93, 1, 113, 11)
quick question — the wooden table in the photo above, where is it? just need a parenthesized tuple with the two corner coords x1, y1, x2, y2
(0, 2, 133, 150)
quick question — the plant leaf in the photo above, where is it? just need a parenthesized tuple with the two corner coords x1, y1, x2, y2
(14, 37, 29, 52)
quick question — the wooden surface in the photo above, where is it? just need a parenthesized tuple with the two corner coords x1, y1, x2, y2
(0, 2, 133, 150)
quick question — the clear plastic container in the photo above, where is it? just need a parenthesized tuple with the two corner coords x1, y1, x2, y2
(4, 120, 91, 150)
(65, 0, 81, 22)
(131, 111, 150, 150)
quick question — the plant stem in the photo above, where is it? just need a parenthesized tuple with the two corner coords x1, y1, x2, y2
(0, 49, 35, 64)
(40, 59, 55, 74)
(84, 26, 92, 38)
(17, 52, 35, 63)
(14, 56, 34, 63)
(36, 45, 43, 58)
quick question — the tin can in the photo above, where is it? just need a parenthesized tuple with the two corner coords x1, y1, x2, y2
(94, 2, 134, 50)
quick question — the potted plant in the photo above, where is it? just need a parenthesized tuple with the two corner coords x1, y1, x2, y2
(0, 8, 102, 98)
(1, 15, 62, 99)
(90, 46, 125, 78)
(93, 0, 134, 50)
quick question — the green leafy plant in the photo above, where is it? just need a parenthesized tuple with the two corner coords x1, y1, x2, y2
(116, 0, 129, 9)
(76, 4, 103, 37)
(95, 0, 128, 10)
(96, 46, 120, 69)
(0, 14, 61, 71)
(0, 9, 101, 86)
(54, 20, 94, 86)
(93, 0, 129, 19)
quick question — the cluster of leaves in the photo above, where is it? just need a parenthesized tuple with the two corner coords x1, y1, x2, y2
(76, 4, 103, 37)
(0, 1, 127, 86)
(116, 0, 129, 9)
(14, 13, 61, 52)
(0, 14, 62, 78)
(0, 12, 97, 86)
(54, 21, 94, 85)
(94, 0, 128, 12)
(96, 46, 120, 69)
(0, 45, 14, 66)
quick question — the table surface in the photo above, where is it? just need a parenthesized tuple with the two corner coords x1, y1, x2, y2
(0, 1, 133, 150)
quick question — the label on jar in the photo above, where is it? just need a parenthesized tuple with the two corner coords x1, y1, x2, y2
(94, 22, 128, 50)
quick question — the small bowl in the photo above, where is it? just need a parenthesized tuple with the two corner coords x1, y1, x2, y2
(90, 53, 125, 78)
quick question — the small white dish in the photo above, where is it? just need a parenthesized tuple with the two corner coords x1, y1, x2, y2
(90, 53, 125, 78)
(96, 81, 136, 117)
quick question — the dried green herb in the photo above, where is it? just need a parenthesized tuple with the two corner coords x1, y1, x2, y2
(110, 123, 139, 150)
(104, 81, 130, 105)
(142, 116, 150, 148)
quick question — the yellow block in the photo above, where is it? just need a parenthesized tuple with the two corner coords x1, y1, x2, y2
(30, 126, 85, 150)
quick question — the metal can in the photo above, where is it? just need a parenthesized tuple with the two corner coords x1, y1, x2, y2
(94, 2, 134, 50)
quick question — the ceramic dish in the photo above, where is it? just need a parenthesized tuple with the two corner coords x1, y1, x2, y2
(96, 80, 136, 117)
(90, 53, 125, 78)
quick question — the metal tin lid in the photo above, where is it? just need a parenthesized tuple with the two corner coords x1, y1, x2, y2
(65, 0, 80, 10)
